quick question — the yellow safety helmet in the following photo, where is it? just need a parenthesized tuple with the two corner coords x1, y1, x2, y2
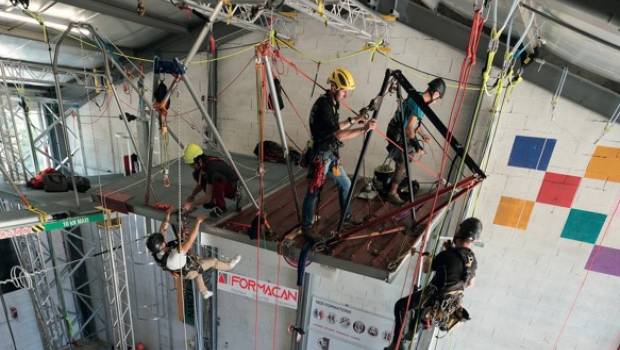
(183, 143, 204, 164)
(327, 68, 356, 91)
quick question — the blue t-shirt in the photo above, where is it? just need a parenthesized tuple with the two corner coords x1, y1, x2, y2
(387, 94, 425, 146)
(400, 94, 424, 126)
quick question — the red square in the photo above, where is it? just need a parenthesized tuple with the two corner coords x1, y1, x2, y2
(536, 172, 581, 208)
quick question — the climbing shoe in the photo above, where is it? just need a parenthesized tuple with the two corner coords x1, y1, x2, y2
(343, 215, 363, 227)
(387, 192, 405, 205)
(302, 226, 321, 240)
(201, 290, 213, 300)
(229, 254, 242, 268)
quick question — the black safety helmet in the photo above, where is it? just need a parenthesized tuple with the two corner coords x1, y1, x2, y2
(427, 78, 446, 99)
(454, 217, 482, 241)
(146, 233, 166, 254)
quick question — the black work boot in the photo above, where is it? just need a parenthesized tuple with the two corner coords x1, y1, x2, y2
(343, 214, 363, 227)
(302, 225, 321, 240)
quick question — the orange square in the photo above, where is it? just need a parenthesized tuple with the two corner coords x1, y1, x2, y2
(493, 196, 535, 230)
(584, 146, 620, 183)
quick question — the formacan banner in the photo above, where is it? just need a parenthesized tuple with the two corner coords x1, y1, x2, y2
(217, 271, 298, 309)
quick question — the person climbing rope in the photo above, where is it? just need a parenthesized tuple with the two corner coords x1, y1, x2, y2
(146, 208, 241, 300)
(182, 143, 241, 218)
(301, 68, 376, 239)
(385, 217, 480, 350)
(385, 78, 446, 205)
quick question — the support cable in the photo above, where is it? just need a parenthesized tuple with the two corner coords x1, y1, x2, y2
(594, 102, 620, 144)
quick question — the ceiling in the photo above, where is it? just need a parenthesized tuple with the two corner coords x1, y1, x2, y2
(439, 0, 620, 84)
(0, 0, 618, 106)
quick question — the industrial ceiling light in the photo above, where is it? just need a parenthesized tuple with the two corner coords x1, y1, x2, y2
(0, 10, 88, 35)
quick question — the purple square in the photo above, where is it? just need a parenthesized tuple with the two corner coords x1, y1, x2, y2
(585, 245, 620, 277)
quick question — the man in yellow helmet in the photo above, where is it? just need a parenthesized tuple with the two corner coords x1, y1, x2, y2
(302, 68, 376, 238)
(182, 144, 239, 217)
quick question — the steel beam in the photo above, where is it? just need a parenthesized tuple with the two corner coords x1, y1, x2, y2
(262, 49, 302, 223)
(55, 0, 189, 34)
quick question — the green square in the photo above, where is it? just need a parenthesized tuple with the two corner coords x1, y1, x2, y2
(561, 209, 607, 244)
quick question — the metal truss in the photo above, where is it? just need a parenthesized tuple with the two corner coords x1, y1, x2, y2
(0, 59, 104, 88)
(0, 199, 140, 349)
(179, 0, 298, 40)
(0, 59, 91, 182)
(96, 217, 135, 349)
(0, 61, 31, 184)
(284, 0, 390, 42)
(5, 200, 70, 350)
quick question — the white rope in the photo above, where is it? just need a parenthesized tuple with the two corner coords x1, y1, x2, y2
(498, 0, 521, 35)
(594, 101, 620, 144)
(551, 66, 569, 116)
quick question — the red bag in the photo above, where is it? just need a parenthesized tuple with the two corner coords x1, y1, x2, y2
(27, 168, 56, 189)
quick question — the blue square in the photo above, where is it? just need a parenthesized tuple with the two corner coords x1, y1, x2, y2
(561, 209, 607, 244)
(507, 136, 557, 171)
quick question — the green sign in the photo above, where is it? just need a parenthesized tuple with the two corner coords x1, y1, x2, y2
(44, 212, 105, 231)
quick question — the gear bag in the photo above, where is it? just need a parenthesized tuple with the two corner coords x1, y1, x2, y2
(43, 172, 69, 192)
(70, 176, 91, 193)
(253, 140, 300, 165)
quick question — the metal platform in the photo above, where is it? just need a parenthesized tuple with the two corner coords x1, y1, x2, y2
(0, 152, 469, 282)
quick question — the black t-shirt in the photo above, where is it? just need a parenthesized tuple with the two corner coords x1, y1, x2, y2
(430, 247, 477, 291)
(309, 92, 341, 152)
(192, 157, 237, 189)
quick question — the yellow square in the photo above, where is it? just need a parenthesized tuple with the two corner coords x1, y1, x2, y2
(493, 196, 535, 230)
(585, 146, 620, 183)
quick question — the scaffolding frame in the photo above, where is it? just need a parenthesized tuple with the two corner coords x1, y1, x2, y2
(96, 215, 135, 349)
(284, 0, 390, 42)
(183, 0, 298, 40)
(0, 196, 141, 349)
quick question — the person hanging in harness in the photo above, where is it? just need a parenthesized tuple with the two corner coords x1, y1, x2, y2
(146, 208, 241, 300)
(385, 217, 480, 350)
(385, 78, 446, 205)
(301, 68, 377, 239)
(182, 143, 241, 218)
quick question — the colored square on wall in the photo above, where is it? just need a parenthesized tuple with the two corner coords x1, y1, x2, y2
(536, 172, 581, 208)
(585, 245, 620, 277)
(560, 209, 607, 244)
(507, 136, 557, 171)
(493, 196, 535, 230)
(584, 146, 620, 183)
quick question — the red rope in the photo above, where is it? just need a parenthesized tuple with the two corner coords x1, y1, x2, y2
(393, 8, 485, 349)
(253, 61, 268, 350)
(553, 193, 620, 349)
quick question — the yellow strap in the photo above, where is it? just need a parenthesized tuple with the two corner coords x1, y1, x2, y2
(364, 39, 391, 62)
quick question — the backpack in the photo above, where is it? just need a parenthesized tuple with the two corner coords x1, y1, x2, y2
(70, 176, 91, 193)
(43, 172, 69, 192)
(254, 140, 285, 163)
(27, 168, 56, 189)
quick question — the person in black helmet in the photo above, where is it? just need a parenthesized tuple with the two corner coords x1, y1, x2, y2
(385, 78, 446, 205)
(146, 208, 241, 299)
(385, 217, 480, 350)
